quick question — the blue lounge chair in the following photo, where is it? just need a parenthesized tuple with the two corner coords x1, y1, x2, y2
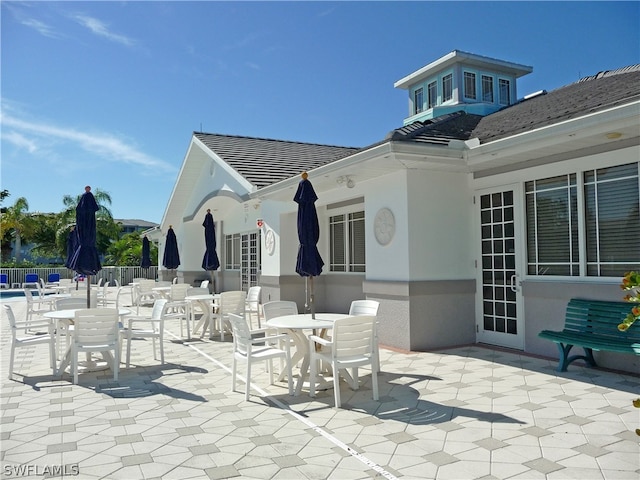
(47, 273, 61, 284)
(0, 274, 8, 289)
(22, 273, 39, 289)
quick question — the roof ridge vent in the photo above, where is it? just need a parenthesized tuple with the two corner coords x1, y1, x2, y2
(523, 90, 547, 100)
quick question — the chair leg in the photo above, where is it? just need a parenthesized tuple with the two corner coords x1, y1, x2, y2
(126, 333, 132, 368)
(245, 361, 252, 401)
(309, 356, 317, 398)
(231, 357, 237, 393)
(9, 342, 15, 380)
(371, 368, 379, 401)
(332, 360, 341, 408)
(72, 348, 78, 385)
(351, 368, 359, 390)
(113, 345, 119, 381)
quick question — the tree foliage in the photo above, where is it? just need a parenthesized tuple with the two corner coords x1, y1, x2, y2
(0, 188, 150, 266)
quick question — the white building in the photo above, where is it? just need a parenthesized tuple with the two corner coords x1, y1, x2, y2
(153, 51, 640, 374)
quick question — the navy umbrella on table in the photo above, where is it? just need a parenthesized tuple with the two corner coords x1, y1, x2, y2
(141, 235, 152, 277)
(294, 172, 324, 318)
(68, 186, 102, 307)
(162, 226, 180, 281)
(202, 209, 220, 293)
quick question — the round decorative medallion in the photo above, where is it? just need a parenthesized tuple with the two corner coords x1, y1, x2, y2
(265, 229, 276, 255)
(374, 208, 395, 246)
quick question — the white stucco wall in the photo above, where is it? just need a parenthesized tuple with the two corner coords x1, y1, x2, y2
(406, 170, 475, 280)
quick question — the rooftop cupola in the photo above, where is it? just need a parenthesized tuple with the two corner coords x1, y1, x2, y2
(394, 50, 533, 125)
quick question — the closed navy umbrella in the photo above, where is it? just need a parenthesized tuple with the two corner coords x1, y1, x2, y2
(141, 235, 152, 274)
(202, 209, 220, 292)
(68, 186, 102, 307)
(294, 172, 324, 318)
(162, 226, 180, 281)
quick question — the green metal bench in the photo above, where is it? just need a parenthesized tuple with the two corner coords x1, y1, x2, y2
(538, 298, 640, 372)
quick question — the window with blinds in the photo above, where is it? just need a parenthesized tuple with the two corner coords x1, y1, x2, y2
(585, 163, 640, 276)
(525, 162, 639, 277)
(526, 174, 579, 275)
(330, 211, 365, 273)
(225, 233, 241, 270)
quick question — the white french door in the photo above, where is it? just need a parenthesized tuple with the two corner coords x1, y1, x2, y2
(475, 185, 524, 350)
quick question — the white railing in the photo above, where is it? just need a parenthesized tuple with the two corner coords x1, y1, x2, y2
(0, 266, 158, 288)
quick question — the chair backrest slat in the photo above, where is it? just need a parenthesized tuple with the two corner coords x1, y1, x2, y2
(349, 300, 379, 316)
(227, 313, 253, 355)
(262, 301, 298, 320)
(74, 308, 119, 345)
(333, 316, 376, 359)
(170, 283, 191, 301)
(220, 291, 247, 315)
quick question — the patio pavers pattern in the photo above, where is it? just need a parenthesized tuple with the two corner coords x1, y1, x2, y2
(1, 292, 639, 479)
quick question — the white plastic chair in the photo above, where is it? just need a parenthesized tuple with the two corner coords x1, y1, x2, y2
(262, 301, 299, 321)
(4, 304, 55, 380)
(309, 315, 379, 409)
(122, 299, 168, 368)
(71, 308, 121, 384)
(165, 283, 192, 338)
(199, 280, 210, 289)
(218, 291, 247, 341)
(227, 312, 293, 401)
(349, 300, 381, 371)
(53, 297, 87, 360)
(245, 286, 262, 329)
(23, 288, 51, 326)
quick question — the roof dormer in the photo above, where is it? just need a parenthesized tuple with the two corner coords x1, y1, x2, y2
(394, 50, 533, 125)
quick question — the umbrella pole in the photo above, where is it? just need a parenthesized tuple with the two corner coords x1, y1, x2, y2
(309, 276, 315, 319)
(210, 271, 215, 294)
(86, 275, 91, 308)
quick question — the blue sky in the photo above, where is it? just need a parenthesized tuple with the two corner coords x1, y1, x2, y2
(2, 1, 638, 224)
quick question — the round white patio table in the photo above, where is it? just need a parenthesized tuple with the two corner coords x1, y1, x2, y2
(185, 294, 220, 338)
(265, 313, 350, 395)
(44, 308, 131, 375)
(152, 286, 171, 299)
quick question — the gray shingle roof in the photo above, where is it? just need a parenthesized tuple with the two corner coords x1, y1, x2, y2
(472, 69, 640, 143)
(387, 67, 640, 146)
(194, 133, 360, 189)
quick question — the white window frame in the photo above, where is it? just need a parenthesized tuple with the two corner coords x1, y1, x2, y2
(329, 209, 366, 273)
(225, 233, 241, 270)
(442, 73, 453, 103)
(427, 80, 438, 109)
(414, 87, 424, 114)
(499, 78, 511, 105)
(464, 71, 477, 100)
(525, 162, 640, 278)
(482, 75, 494, 103)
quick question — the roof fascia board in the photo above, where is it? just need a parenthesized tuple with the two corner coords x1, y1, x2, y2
(466, 101, 640, 166)
(191, 136, 255, 192)
(160, 139, 197, 229)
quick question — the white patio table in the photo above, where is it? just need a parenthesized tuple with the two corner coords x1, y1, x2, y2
(265, 313, 350, 395)
(185, 293, 220, 338)
(43, 308, 131, 375)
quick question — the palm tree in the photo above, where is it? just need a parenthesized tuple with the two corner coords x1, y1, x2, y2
(0, 197, 32, 262)
(61, 188, 120, 255)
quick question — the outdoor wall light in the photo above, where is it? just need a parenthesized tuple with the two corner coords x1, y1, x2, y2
(336, 175, 355, 188)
